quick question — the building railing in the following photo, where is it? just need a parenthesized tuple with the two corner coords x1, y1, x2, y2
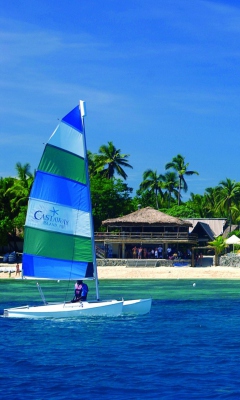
(94, 231, 198, 242)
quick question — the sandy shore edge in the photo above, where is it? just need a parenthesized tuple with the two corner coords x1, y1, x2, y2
(1, 264, 240, 280)
(97, 266, 240, 279)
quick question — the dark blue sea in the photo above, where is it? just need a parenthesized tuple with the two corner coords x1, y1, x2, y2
(1, 279, 240, 400)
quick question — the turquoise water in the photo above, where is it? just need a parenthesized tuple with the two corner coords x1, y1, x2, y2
(1, 279, 240, 399)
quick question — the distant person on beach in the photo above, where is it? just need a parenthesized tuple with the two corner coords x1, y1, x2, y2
(16, 263, 20, 276)
(187, 249, 192, 258)
(199, 253, 203, 266)
(138, 246, 143, 259)
(143, 248, 147, 259)
(158, 245, 163, 258)
(71, 280, 89, 302)
(132, 246, 137, 259)
(195, 253, 199, 266)
(167, 247, 172, 259)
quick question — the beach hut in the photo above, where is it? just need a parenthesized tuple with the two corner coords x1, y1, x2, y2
(96, 207, 196, 258)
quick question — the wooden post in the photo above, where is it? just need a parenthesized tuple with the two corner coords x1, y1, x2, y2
(122, 242, 125, 258)
(191, 248, 194, 267)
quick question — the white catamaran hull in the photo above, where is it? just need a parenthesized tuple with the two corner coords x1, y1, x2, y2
(122, 298, 152, 315)
(4, 300, 123, 319)
(4, 298, 152, 318)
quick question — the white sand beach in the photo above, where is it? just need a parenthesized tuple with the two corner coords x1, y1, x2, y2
(1, 263, 240, 280)
(96, 265, 240, 280)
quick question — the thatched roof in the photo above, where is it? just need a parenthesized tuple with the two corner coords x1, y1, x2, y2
(102, 207, 192, 227)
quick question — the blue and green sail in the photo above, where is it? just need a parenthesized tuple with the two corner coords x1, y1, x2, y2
(23, 103, 95, 279)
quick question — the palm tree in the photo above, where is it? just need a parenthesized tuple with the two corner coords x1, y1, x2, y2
(140, 169, 164, 209)
(208, 236, 227, 266)
(216, 178, 240, 232)
(204, 187, 219, 217)
(95, 141, 133, 180)
(161, 171, 178, 208)
(165, 154, 199, 205)
(15, 162, 33, 182)
(188, 193, 207, 218)
(231, 204, 240, 227)
(6, 162, 34, 209)
(87, 150, 98, 177)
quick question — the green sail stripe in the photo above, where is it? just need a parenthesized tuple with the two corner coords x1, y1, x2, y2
(39, 145, 86, 184)
(24, 227, 93, 262)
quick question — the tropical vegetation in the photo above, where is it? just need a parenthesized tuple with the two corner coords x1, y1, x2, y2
(92, 141, 133, 180)
(165, 154, 199, 205)
(1, 144, 240, 251)
(139, 169, 164, 209)
(208, 236, 228, 266)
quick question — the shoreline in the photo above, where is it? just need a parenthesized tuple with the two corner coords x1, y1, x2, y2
(98, 265, 240, 280)
(1, 264, 240, 280)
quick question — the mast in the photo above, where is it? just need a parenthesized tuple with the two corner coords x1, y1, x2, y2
(80, 100, 100, 300)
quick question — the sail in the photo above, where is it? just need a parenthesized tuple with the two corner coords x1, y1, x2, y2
(23, 103, 95, 280)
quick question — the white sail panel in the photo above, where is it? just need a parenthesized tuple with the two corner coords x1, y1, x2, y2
(25, 199, 92, 238)
(48, 122, 85, 158)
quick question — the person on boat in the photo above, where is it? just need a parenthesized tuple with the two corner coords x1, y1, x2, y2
(72, 280, 89, 302)
(80, 280, 89, 301)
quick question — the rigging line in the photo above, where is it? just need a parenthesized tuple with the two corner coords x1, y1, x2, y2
(37, 283, 47, 305)
(64, 276, 72, 303)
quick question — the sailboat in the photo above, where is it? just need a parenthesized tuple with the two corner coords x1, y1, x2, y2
(4, 101, 152, 318)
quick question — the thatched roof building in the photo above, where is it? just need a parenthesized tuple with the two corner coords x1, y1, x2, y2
(97, 207, 196, 259)
(102, 207, 192, 228)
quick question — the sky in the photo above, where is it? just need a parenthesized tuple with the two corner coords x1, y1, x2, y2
(1, 0, 240, 200)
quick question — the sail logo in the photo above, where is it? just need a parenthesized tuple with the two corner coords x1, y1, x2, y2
(34, 206, 69, 229)
(26, 199, 91, 237)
